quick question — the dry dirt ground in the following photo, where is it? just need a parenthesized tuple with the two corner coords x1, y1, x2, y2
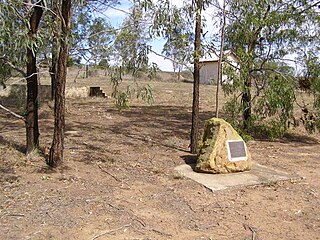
(0, 77, 320, 240)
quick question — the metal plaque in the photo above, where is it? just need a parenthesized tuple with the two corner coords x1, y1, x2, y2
(226, 140, 247, 162)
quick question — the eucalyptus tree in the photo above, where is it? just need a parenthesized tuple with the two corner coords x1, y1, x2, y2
(0, 1, 27, 83)
(151, 0, 215, 153)
(87, 17, 115, 65)
(190, 0, 203, 153)
(70, 3, 116, 65)
(215, 0, 226, 118)
(26, 0, 44, 153)
(160, 4, 193, 79)
(223, 0, 320, 136)
(0, 0, 45, 153)
(113, 0, 151, 76)
(49, 0, 59, 100)
(46, 0, 122, 167)
(1, 0, 132, 165)
(47, 0, 72, 167)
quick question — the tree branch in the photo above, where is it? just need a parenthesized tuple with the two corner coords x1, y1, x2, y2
(298, 1, 320, 14)
(0, 103, 26, 122)
(0, 56, 26, 77)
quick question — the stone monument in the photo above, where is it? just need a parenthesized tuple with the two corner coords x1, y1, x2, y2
(195, 118, 252, 174)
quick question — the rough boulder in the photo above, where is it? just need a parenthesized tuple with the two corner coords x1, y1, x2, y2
(195, 118, 252, 174)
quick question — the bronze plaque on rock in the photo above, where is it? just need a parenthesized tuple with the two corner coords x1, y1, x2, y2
(226, 140, 247, 162)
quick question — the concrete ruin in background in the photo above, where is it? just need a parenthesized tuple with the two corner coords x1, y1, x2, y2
(0, 84, 107, 99)
(89, 87, 107, 98)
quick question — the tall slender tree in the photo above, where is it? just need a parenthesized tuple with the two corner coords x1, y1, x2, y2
(26, 0, 44, 153)
(48, 0, 72, 167)
(0, 0, 44, 153)
(215, 0, 226, 118)
(49, 0, 59, 100)
(150, 0, 211, 152)
(190, 0, 203, 154)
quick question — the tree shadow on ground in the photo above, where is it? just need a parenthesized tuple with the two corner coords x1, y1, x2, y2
(0, 136, 23, 183)
(105, 105, 213, 150)
(280, 132, 319, 145)
(0, 136, 25, 154)
(65, 104, 214, 164)
(253, 132, 319, 146)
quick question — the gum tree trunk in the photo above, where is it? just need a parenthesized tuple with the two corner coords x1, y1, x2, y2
(242, 37, 257, 130)
(50, 0, 58, 100)
(48, 0, 72, 167)
(215, 0, 226, 118)
(26, 1, 43, 154)
(190, 0, 202, 154)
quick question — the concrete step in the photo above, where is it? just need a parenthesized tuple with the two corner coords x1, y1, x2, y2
(89, 86, 106, 98)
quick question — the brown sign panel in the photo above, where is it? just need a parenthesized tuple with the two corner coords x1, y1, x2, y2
(226, 140, 247, 162)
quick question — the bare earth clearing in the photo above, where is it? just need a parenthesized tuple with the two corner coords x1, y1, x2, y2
(0, 74, 320, 240)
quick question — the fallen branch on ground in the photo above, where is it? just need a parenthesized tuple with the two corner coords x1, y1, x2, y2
(151, 228, 173, 237)
(6, 213, 25, 217)
(98, 164, 121, 182)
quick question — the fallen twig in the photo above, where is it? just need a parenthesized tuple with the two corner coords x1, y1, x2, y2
(151, 228, 173, 237)
(98, 164, 121, 182)
(134, 218, 146, 227)
(186, 202, 196, 213)
(6, 213, 25, 217)
(91, 224, 131, 240)
(243, 224, 257, 240)
(106, 202, 123, 211)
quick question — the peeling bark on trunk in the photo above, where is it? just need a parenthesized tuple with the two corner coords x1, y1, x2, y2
(48, 0, 72, 167)
(190, 0, 202, 154)
(26, 2, 43, 154)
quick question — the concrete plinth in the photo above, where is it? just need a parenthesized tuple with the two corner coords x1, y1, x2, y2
(174, 162, 301, 192)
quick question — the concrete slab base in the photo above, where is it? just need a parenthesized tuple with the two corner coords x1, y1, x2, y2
(174, 162, 302, 192)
